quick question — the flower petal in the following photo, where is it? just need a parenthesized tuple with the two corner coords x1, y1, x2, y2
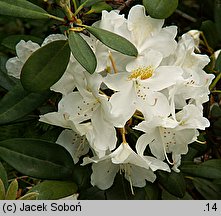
(91, 158, 119, 190)
(56, 129, 89, 164)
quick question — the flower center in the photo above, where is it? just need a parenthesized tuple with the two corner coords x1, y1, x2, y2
(129, 66, 154, 80)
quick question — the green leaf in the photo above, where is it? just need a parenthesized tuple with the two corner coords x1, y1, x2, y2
(86, 2, 112, 14)
(143, 182, 160, 199)
(0, 0, 50, 19)
(68, 31, 97, 74)
(180, 159, 221, 179)
(0, 138, 74, 179)
(214, 118, 221, 136)
(28, 180, 78, 200)
(79, 187, 106, 200)
(128, 182, 160, 200)
(0, 83, 51, 125)
(0, 121, 33, 141)
(143, 0, 178, 19)
(157, 170, 186, 198)
(0, 162, 8, 189)
(0, 54, 8, 73)
(21, 40, 70, 92)
(2, 35, 43, 50)
(200, 20, 219, 49)
(0, 70, 17, 91)
(192, 177, 221, 199)
(161, 189, 193, 200)
(0, 179, 6, 200)
(5, 179, 18, 200)
(211, 104, 221, 118)
(71, 165, 91, 190)
(215, 0, 221, 40)
(86, 26, 138, 57)
(80, 0, 103, 7)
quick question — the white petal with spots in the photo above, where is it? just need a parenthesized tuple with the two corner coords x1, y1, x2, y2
(56, 129, 89, 164)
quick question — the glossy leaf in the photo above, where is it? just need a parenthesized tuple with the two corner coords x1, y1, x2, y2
(21, 40, 70, 92)
(143, 0, 178, 19)
(28, 180, 78, 200)
(69, 31, 97, 74)
(0, 138, 74, 179)
(215, 0, 221, 40)
(0, 83, 50, 125)
(180, 159, 221, 179)
(5, 179, 18, 200)
(192, 177, 221, 199)
(86, 26, 138, 57)
(0, 0, 50, 19)
(2, 35, 43, 50)
(157, 170, 186, 198)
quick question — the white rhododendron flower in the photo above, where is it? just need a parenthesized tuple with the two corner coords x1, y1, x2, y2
(6, 4, 214, 192)
(56, 129, 89, 164)
(6, 40, 40, 78)
(83, 142, 169, 191)
(135, 104, 209, 171)
(104, 49, 183, 126)
(163, 33, 215, 112)
(40, 72, 117, 157)
(6, 34, 66, 79)
(6, 34, 82, 95)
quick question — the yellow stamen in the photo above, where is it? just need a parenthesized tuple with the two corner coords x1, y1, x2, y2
(129, 66, 153, 80)
(109, 52, 118, 74)
(69, 27, 85, 32)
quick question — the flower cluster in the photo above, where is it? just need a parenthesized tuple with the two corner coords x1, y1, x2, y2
(6, 5, 214, 191)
